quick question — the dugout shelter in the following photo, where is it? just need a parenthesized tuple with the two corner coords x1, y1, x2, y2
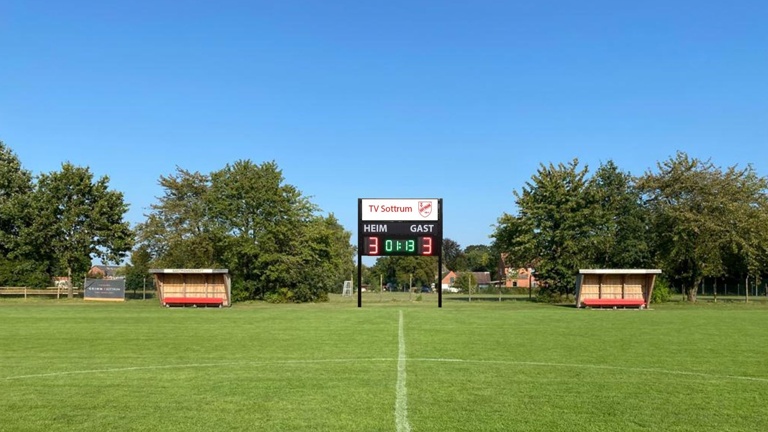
(575, 269, 661, 309)
(150, 269, 231, 307)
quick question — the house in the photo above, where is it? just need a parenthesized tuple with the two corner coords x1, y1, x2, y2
(441, 271, 457, 289)
(441, 271, 492, 289)
(505, 267, 537, 288)
(499, 254, 537, 288)
(88, 265, 122, 279)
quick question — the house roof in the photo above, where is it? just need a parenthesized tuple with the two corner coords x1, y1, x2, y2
(472, 272, 492, 284)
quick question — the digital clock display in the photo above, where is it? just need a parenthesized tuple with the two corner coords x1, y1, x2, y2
(363, 236, 434, 256)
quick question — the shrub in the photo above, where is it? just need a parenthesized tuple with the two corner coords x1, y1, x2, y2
(231, 280, 259, 302)
(265, 288, 294, 304)
(652, 277, 672, 303)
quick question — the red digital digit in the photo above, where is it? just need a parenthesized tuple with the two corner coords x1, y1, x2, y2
(420, 237, 432, 255)
(368, 236, 379, 255)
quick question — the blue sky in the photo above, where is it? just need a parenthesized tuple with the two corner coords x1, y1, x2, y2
(2, 0, 767, 255)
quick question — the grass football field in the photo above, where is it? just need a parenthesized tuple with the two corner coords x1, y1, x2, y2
(2, 295, 768, 431)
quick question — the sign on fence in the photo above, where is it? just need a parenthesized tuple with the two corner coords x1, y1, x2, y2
(84, 278, 126, 302)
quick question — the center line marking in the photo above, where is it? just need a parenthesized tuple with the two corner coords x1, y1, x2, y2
(395, 310, 411, 432)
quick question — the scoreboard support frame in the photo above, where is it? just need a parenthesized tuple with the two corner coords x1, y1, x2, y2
(357, 198, 443, 308)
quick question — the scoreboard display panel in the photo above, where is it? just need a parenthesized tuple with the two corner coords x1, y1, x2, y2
(358, 221, 442, 257)
(363, 236, 435, 256)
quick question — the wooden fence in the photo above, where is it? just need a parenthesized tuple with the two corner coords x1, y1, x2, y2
(0, 286, 81, 299)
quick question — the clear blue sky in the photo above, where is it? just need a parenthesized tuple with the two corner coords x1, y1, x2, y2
(2, 0, 767, 254)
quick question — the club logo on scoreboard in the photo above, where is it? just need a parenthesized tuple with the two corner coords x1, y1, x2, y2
(418, 201, 432, 218)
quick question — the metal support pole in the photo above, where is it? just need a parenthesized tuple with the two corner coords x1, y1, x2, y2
(357, 253, 362, 308)
(438, 198, 443, 308)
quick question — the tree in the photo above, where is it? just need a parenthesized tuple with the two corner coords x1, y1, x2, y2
(638, 152, 768, 302)
(0, 142, 33, 245)
(293, 214, 355, 300)
(21, 163, 133, 297)
(463, 244, 498, 273)
(125, 245, 154, 293)
(584, 161, 651, 268)
(442, 238, 465, 271)
(492, 213, 537, 279)
(136, 160, 354, 302)
(453, 272, 477, 294)
(493, 159, 594, 297)
(208, 160, 317, 299)
(368, 256, 437, 290)
(136, 168, 224, 268)
(0, 142, 46, 286)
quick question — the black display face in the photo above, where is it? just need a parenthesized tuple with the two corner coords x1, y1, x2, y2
(363, 236, 434, 256)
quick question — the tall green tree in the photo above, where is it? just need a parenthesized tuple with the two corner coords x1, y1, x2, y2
(0, 142, 32, 243)
(584, 161, 651, 268)
(136, 160, 354, 302)
(136, 168, 223, 268)
(208, 160, 316, 299)
(492, 213, 537, 279)
(294, 214, 355, 299)
(442, 238, 465, 271)
(638, 152, 768, 302)
(0, 142, 47, 286)
(493, 159, 593, 296)
(21, 163, 133, 297)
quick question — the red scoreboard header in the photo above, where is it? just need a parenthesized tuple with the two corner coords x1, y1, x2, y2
(358, 199, 443, 257)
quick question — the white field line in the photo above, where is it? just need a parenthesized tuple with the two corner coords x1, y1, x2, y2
(4, 357, 768, 384)
(2, 358, 393, 381)
(408, 358, 768, 383)
(395, 310, 412, 432)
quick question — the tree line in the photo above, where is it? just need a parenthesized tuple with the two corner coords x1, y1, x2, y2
(0, 142, 354, 302)
(4, 141, 767, 303)
(492, 153, 768, 302)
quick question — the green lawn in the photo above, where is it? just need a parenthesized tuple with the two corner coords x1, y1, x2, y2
(2, 295, 767, 431)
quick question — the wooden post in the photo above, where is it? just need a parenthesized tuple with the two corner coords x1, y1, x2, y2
(598, 274, 603, 300)
(745, 275, 749, 303)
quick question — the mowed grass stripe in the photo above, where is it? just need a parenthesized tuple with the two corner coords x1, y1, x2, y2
(2, 299, 768, 431)
(395, 310, 411, 432)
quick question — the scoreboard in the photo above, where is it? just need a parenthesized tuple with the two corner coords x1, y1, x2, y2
(357, 198, 444, 307)
(358, 199, 443, 257)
